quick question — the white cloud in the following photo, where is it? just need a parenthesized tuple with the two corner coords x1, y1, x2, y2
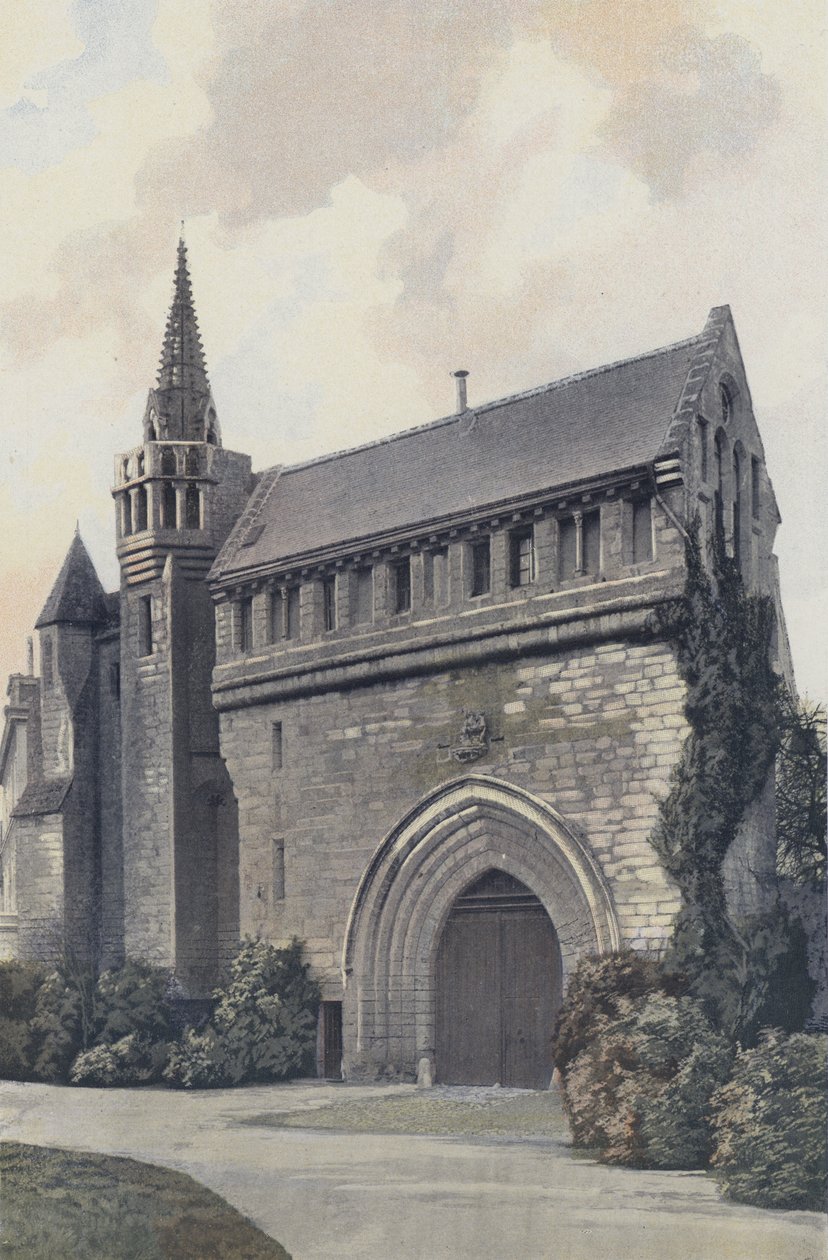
(0, 0, 824, 704)
(0, 2, 80, 108)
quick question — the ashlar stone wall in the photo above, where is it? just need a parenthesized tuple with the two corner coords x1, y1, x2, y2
(219, 629, 689, 1008)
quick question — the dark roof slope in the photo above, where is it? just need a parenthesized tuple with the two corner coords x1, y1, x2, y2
(214, 328, 704, 579)
(35, 532, 107, 628)
(13, 778, 71, 818)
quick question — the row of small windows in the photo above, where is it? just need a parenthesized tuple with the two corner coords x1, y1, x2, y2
(121, 483, 202, 534)
(121, 447, 202, 482)
(233, 503, 655, 652)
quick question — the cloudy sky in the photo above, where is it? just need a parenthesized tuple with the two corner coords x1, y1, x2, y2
(0, 0, 824, 699)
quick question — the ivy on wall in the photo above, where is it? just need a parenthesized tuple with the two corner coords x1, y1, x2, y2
(650, 522, 786, 1034)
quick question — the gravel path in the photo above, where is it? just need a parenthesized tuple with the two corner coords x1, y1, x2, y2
(1, 1080, 824, 1260)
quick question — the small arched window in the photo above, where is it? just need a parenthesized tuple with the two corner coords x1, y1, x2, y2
(206, 425, 217, 446)
(122, 495, 132, 536)
(720, 383, 733, 426)
(732, 448, 742, 569)
(162, 482, 177, 529)
(135, 486, 148, 532)
(713, 430, 726, 541)
(714, 431, 724, 495)
(147, 420, 157, 442)
(185, 447, 200, 476)
(160, 447, 177, 477)
(136, 451, 145, 477)
(121, 457, 130, 483)
(185, 483, 201, 529)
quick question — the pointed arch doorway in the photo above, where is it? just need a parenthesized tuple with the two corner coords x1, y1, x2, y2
(342, 775, 620, 1083)
(435, 870, 562, 1088)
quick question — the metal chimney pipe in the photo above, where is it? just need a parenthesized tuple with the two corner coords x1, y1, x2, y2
(453, 370, 469, 413)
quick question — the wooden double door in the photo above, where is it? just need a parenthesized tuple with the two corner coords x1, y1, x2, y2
(435, 870, 562, 1089)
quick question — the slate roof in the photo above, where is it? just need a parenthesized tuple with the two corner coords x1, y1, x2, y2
(35, 533, 107, 629)
(214, 324, 708, 580)
(13, 778, 72, 818)
(103, 591, 121, 626)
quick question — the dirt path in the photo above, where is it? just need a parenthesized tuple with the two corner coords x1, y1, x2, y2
(1, 1081, 824, 1260)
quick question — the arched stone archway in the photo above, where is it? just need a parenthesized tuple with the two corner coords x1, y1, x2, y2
(341, 775, 620, 1081)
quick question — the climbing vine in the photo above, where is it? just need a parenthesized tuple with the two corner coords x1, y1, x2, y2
(650, 520, 786, 1033)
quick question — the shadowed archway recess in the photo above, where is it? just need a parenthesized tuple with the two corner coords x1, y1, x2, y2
(341, 775, 620, 1081)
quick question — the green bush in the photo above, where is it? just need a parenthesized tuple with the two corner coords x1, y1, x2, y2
(711, 1030, 827, 1211)
(92, 959, 175, 1046)
(0, 961, 46, 1080)
(70, 1033, 171, 1087)
(0, 1019, 34, 1081)
(164, 1025, 229, 1090)
(552, 951, 669, 1075)
(165, 938, 320, 1089)
(0, 960, 47, 1021)
(562, 993, 733, 1168)
(26, 958, 174, 1084)
(29, 970, 89, 1083)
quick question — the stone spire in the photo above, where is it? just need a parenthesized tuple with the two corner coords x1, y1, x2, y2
(143, 238, 220, 445)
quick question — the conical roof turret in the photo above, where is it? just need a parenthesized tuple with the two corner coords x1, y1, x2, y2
(143, 238, 220, 445)
(35, 531, 108, 629)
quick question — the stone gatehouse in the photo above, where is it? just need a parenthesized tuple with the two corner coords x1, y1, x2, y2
(0, 241, 793, 1086)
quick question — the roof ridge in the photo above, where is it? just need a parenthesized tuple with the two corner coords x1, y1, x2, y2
(264, 332, 704, 481)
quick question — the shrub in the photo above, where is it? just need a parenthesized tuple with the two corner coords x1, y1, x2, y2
(163, 1026, 229, 1090)
(711, 1030, 828, 1211)
(0, 960, 47, 1021)
(165, 938, 320, 1089)
(552, 951, 669, 1076)
(562, 993, 733, 1168)
(0, 961, 46, 1081)
(92, 959, 175, 1046)
(70, 1033, 170, 1087)
(28, 970, 88, 1083)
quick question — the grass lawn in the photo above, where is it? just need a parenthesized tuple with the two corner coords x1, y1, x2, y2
(244, 1087, 571, 1140)
(0, 1142, 290, 1260)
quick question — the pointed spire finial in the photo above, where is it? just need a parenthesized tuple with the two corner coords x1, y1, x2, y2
(146, 235, 218, 443)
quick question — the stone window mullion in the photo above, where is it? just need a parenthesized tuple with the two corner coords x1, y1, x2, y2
(573, 510, 584, 576)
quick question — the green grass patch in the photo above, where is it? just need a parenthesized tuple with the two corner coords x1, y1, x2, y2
(0, 1142, 290, 1260)
(244, 1089, 570, 1140)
